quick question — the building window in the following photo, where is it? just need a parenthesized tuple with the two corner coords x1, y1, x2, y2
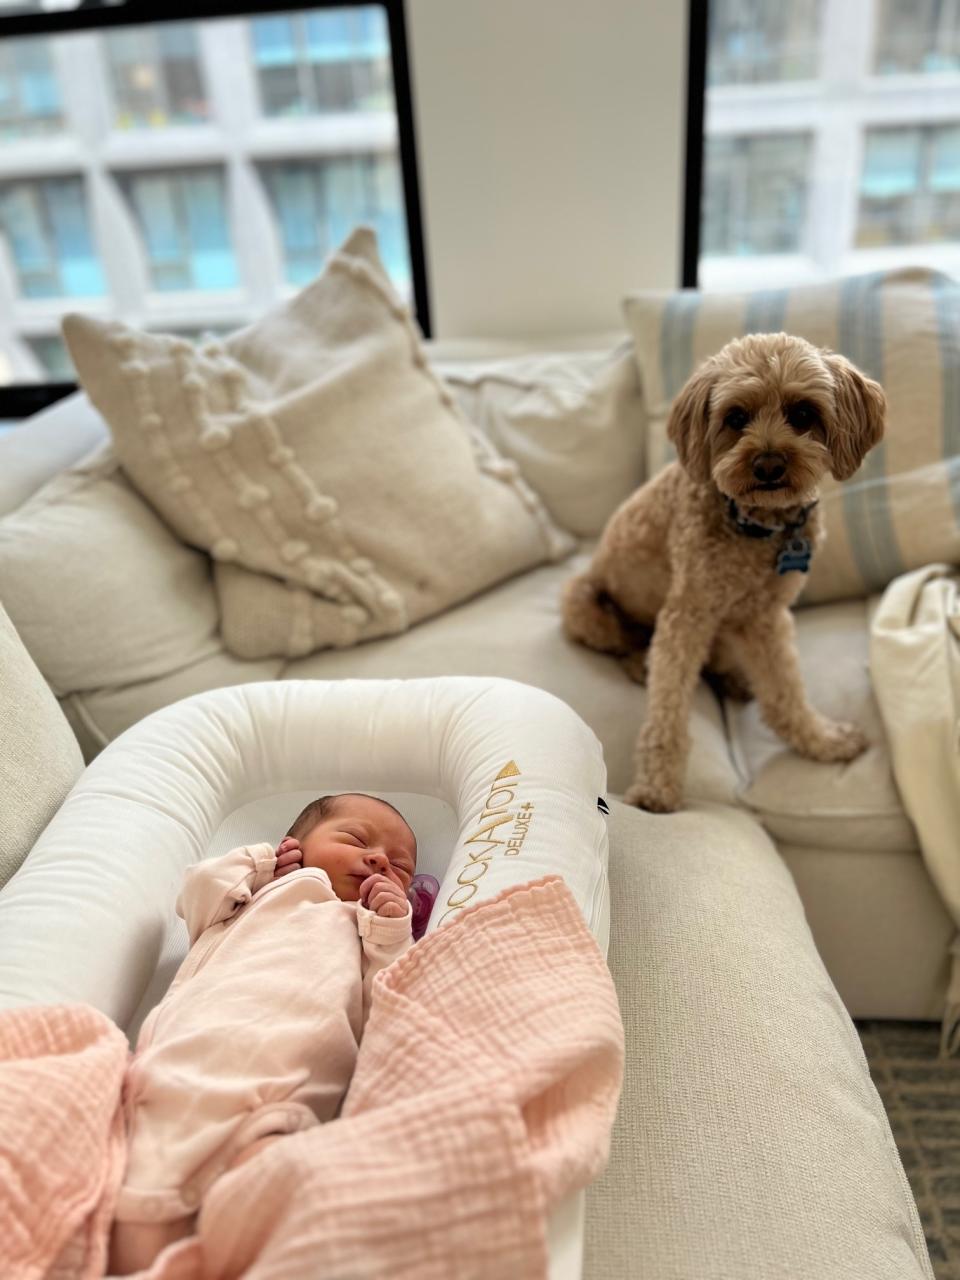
(701, 133, 812, 256)
(251, 7, 392, 117)
(874, 0, 960, 75)
(857, 123, 960, 245)
(0, 38, 61, 139)
(120, 168, 237, 292)
(0, 176, 105, 298)
(261, 153, 408, 290)
(27, 334, 73, 379)
(105, 24, 209, 129)
(707, 0, 822, 86)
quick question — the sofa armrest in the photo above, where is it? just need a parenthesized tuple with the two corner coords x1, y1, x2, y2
(585, 800, 933, 1280)
(0, 391, 108, 517)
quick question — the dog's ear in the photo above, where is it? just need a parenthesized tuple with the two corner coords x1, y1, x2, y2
(824, 352, 886, 481)
(666, 360, 714, 484)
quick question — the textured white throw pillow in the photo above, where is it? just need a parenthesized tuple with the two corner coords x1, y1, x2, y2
(63, 228, 572, 660)
(0, 444, 220, 694)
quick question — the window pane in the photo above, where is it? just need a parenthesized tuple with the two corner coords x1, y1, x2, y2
(875, 0, 960, 74)
(703, 133, 811, 255)
(708, 0, 822, 85)
(858, 124, 960, 246)
(0, 6, 416, 389)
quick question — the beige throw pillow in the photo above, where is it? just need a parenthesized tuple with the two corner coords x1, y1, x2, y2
(63, 228, 572, 660)
(0, 599, 83, 888)
(0, 444, 220, 695)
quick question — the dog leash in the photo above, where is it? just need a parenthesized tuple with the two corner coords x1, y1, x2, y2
(725, 497, 819, 575)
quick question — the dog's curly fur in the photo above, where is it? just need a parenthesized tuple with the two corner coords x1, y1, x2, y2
(561, 332, 886, 812)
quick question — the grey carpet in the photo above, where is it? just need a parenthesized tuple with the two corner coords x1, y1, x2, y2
(857, 1020, 960, 1280)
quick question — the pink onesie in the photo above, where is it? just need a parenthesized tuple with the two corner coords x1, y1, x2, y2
(113, 842, 412, 1231)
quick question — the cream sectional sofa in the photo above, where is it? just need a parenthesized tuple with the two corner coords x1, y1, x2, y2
(0, 324, 942, 1277)
(0, 332, 951, 1027)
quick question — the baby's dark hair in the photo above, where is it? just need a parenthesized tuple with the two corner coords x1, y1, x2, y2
(286, 793, 411, 842)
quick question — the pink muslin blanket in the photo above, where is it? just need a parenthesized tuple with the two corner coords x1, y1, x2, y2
(0, 875, 624, 1279)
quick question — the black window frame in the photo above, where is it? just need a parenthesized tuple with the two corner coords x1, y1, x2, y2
(682, 0, 708, 291)
(0, 0, 429, 419)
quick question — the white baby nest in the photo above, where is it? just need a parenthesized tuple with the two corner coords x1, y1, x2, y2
(0, 675, 611, 1280)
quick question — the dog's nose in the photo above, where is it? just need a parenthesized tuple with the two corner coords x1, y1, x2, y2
(752, 452, 787, 483)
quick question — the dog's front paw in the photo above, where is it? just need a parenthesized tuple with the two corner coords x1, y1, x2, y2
(806, 720, 869, 764)
(623, 778, 681, 813)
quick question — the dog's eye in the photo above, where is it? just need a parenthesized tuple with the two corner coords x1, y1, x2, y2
(723, 407, 749, 431)
(786, 401, 819, 431)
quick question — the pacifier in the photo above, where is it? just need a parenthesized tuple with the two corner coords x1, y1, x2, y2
(407, 874, 440, 941)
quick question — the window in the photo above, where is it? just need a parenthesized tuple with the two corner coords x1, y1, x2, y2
(696, 0, 960, 288)
(0, 38, 61, 139)
(261, 153, 407, 287)
(105, 24, 209, 129)
(702, 133, 812, 256)
(0, 176, 104, 298)
(252, 7, 391, 115)
(121, 169, 237, 292)
(707, 0, 822, 86)
(27, 334, 73, 379)
(0, 2, 427, 413)
(874, 0, 960, 75)
(858, 123, 960, 245)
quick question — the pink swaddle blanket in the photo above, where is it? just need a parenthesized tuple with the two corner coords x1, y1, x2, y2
(0, 875, 624, 1279)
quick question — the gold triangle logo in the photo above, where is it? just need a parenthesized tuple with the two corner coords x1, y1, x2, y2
(495, 761, 521, 781)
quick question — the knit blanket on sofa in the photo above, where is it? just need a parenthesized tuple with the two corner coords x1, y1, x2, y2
(0, 876, 623, 1279)
(870, 564, 960, 1057)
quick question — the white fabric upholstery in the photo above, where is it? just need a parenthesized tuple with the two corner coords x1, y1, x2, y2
(0, 600, 83, 889)
(0, 677, 608, 1028)
(583, 800, 933, 1280)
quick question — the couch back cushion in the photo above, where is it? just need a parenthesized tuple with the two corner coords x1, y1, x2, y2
(624, 267, 960, 605)
(0, 599, 83, 888)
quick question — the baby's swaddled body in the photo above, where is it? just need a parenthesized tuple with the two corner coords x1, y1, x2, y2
(115, 841, 412, 1230)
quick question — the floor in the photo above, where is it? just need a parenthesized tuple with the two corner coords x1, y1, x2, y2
(857, 1020, 960, 1280)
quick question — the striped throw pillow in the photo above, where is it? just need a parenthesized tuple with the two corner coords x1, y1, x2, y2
(623, 267, 960, 605)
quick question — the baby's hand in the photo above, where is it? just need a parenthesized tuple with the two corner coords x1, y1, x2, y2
(360, 873, 409, 919)
(273, 836, 303, 878)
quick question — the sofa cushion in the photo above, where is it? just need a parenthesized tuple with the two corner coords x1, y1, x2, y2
(0, 392, 107, 519)
(0, 444, 220, 697)
(62, 551, 739, 803)
(0, 599, 83, 888)
(63, 226, 572, 661)
(726, 596, 918, 852)
(433, 341, 645, 536)
(623, 267, 960, 605)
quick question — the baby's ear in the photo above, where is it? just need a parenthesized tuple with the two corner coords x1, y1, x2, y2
(824, 352, 886, 481)
(667, 360, 715, 484)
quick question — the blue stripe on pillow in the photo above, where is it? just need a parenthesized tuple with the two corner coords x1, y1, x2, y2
(933, 274, 960, 524)
(744, 288, 788, 336)
(838, 273, 904, 592)
(660, 291, 700, 400)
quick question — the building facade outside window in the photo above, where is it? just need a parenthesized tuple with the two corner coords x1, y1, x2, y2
(251, 8, 391, 116)
(0, 4, 415, 388)
(0, 176, 104, 298)
(105, 24, 209, 129)
(701, 0, 960, 288)
(261, 153, 407, 287)
(121, 169, 237, 292)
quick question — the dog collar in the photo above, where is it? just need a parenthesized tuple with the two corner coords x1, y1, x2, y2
(725, 498, 819, 575)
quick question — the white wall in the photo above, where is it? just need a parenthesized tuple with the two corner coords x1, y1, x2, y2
(405, 0, 688, 339)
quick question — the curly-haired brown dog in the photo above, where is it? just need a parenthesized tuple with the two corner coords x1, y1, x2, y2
(561, 332, 886, 813)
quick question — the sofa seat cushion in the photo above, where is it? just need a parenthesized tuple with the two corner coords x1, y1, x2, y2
(282, 551, 739, 802)
(726, 596, 918, 852)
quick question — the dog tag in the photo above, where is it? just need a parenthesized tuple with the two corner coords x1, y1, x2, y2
(776, 536, 812, 575)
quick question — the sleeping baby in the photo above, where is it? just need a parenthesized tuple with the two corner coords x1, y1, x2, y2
(109, 791, 418, 1275)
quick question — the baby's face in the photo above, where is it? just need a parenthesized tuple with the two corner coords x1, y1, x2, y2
(298, 795, 417, 903)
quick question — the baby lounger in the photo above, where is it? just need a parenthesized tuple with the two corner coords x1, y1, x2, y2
(0, 675, 610, 1280)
